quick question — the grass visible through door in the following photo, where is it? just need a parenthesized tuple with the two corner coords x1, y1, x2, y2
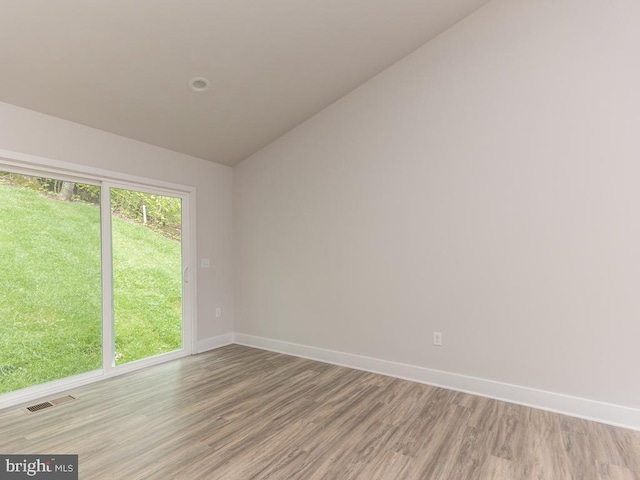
(0, 179, 182, 394)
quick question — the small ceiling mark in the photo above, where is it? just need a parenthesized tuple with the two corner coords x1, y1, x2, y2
(189, 77, 211, 93)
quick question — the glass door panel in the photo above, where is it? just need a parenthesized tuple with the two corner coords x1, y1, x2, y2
(110, 187, 183, 365)
(0, 172, 102, 394)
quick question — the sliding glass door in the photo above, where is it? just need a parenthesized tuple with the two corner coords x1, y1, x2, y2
(0, 168, 191, 400)
(110, 187, 183, 366)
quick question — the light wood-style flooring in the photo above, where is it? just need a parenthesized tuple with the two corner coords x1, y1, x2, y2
(1, 345, 639, 479)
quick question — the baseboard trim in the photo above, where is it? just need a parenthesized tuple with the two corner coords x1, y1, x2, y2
(197, 333, 235, 353)
(234, 333, 640, 432)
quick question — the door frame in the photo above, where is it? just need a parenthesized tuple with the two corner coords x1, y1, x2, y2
(0, 149, 197, 409)
(102, 181, 194, 374)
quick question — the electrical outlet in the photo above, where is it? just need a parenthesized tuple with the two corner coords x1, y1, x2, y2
(433, 332, 443, 346)
(215, 307, 222, 318)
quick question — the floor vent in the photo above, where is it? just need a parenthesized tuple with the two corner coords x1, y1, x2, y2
(25, 401, 54, 413)
(25, 395, 77, 414)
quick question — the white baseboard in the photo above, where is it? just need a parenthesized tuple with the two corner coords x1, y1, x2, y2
(197, 333, 235, 353)
(234, 333, 640, 432)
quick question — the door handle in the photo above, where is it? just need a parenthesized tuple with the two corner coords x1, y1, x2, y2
(183, 266, 189, 284)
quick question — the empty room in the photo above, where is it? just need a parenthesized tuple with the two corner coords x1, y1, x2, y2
(1, 0, 639, 478)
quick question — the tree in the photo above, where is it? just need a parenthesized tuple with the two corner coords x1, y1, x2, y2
(58, 182, 75, 201)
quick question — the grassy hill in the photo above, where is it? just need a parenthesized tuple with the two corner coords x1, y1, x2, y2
(0, 183, 182, 394)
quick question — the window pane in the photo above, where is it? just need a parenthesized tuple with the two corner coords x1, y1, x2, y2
(0, 172, 102, 394)
(110, 187, 182, 365)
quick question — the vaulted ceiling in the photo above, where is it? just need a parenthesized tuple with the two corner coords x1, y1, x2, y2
(0, 0, 490, 166)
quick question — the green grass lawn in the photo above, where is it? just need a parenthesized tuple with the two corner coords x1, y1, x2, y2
(0, 183, 182, 394)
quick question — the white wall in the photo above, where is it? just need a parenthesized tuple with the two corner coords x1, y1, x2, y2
(0, 101, 234, 344)
(234, 0, 640, 411)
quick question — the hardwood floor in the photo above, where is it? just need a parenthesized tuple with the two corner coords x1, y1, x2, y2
(1, 344, 639, 479)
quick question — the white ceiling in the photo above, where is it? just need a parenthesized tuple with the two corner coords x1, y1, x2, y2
(0, 0, 490, 166)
